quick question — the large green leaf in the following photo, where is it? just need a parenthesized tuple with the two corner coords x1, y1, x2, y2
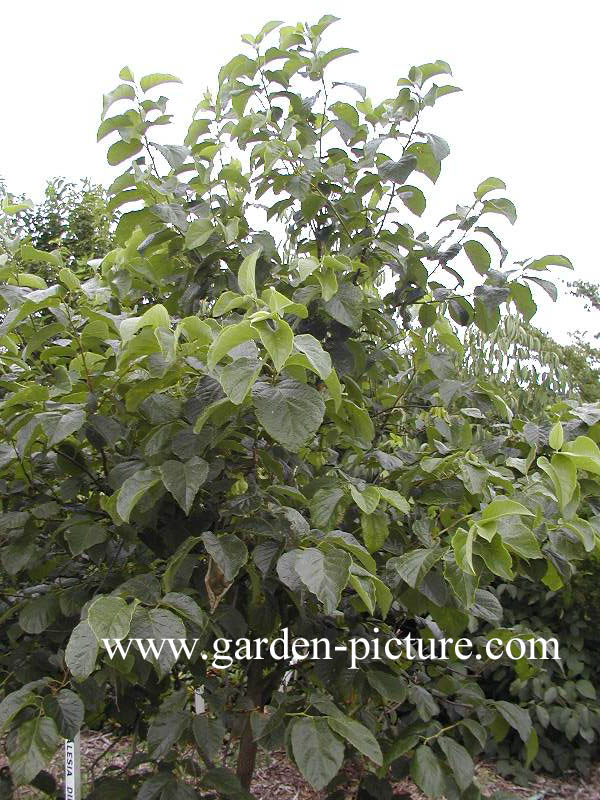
(389, 548, 443, 589)
(160, 456, 209, 515)
(410, 745, 445, 798)
(43, 690, 84, 739)
(115, 467, 161, 522)
(88, 596, 136, 641)
(326, 714, 382, 765)
(65, 620, 99, 680)
(495, 701, 532, 742)
(254, 318, 294, 372)
(293, 333, 332, 379)
(220, 357, 262, 404)
(360, 510, 389, 553)
(561, 436, 600, 475)
(237, 248, 261, 296)
(147, 711, 190, 760)
(252, 379, 325, 452)
(294, 547, 351, 613)
(7, 716, 61, 785)
(208, 320, 257, 368)
(202, 532, 248, 582)
(291, 717, 344, 790)
(140, 72, 183, 92)
(480, 498, 534, 523)
(438, 736, 474, 792)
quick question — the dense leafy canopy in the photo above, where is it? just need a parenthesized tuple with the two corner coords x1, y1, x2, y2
(1, 14, 599, 800)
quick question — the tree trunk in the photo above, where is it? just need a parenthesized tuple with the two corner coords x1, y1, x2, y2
(236, 661, 263, 790)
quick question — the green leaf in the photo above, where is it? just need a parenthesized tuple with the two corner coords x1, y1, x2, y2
(310, 486, 345, 529)
(561, 436, 600, 475)
(185, 218, 214, 249)
(438, 736, 474, 792)
(444, 557, 477, 607)
(193, 716, 226, 762)
(202, 532, 248, 582)
(405, 141, 441, 183)
(0, 683, 47, 733)
(115, 467, 161, 522)
(107, 138, 143, 166)
(1, 198, 34, 215)
(19, 595, 58, 634)
(474, 176, 506, 199)
(255, 318, 294, 372)
(349, 573, 376, 614)
(366, 671, 407, 703)
(537, 454, 577, 510)
(160, 456, 209, 515)
(495, 701, 532, 743)
(482, 197, 517, 225)
(102, 83, 135, 118)
(88, 596, 135, 641)
(473, 535, 513, 580)
(324, 531, 376, 573)
(389, 548, 443, 589)
(202, 768, 253, 800)
(525, 727, 539, 769)
(7, 716, 61, 785)
(65, 620, 99, 680)
(291, 717, 344, 791)
(147, 711, 189, 760)
(252, 379, 325, 452)
(497, 518, 541, 559)
(58, 267, 81, 291)
(326, 714, 382, 765)
(576, 679, 596, 700)
(42, 690, 84, 739)
(323, 282, 363, 329)
(128, 607, 186, 678)
(398, 185, 426, 216)
(349, 484, 380, 514)
(120, 304, 170, 341)
(377, 487, 410, 513)
(378, 155, 417, 184)
(480, 498, 534, 523)
(193, 397, 235, 433)
(464, 240, 491, 275)
(549, 422, 564, 451)
(527, 254, 573, 271)
(452, 528, 475, 575)
(410, 746, 445, 798)
(220, 357, 262, 404)
(294, 547, 351, 613)
(360, 510, 389, 553)
(40, 408, 86, 446)
(238, 248, 261, 297)
(344, 401, 374, 447)
(293, 334, 332, 379)
(208, 321, 257, 368)
(161, 592, 207, 628)
(65, 523, 108, 556)
(140, 73, 183, 92)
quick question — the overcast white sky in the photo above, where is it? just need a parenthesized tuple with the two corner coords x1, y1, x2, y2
(2, 1, 598, 343)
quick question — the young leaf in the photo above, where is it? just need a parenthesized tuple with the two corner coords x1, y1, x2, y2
(237, 248, 261, 297)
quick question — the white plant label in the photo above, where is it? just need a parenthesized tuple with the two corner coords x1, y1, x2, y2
(194, 686, 205, 714)
(64, 734, 81, 800)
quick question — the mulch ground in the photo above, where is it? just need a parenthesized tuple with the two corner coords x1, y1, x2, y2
(2, 730, 600, 799)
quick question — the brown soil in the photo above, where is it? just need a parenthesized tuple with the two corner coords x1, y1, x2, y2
(2, 731, 600, 799)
